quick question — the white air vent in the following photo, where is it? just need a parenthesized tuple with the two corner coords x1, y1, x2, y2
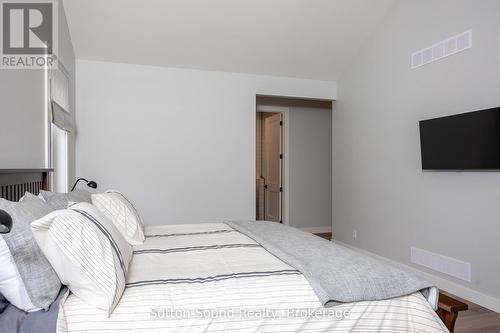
(410, 247, 471, 282)
(411, 30, 472, 69)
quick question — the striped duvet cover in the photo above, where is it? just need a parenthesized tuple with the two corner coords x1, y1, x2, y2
(57, 223, 448, 333)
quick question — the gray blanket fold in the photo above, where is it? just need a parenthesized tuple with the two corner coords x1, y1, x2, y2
(0, 287, 66, 333)
(226, 221, 438, 309)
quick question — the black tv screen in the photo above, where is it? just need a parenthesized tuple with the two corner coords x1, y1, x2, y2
(419, 107, 500, 169)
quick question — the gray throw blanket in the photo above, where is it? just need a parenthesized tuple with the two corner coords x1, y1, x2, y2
(0, 287, 67, 333)
(226, 221, 438, 309)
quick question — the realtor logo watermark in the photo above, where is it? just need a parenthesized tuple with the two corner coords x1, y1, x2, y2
(1, 0, 58, 69)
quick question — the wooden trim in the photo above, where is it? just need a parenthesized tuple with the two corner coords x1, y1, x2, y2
(42, 172, 49, 192)
(0, 168, 53, 174)
(437, 292, 468, 333)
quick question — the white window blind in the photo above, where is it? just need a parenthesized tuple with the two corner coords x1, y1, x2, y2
(50, 66, 73, 132)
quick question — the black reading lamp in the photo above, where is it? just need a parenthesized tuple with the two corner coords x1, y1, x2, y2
(71, 178, 98, 192)
(0, 209, 12, 234)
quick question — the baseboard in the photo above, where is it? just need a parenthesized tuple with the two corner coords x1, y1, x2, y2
(299, 226, 332, 233)
(334, 240, 500, 314)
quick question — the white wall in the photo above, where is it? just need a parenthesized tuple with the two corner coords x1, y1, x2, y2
(0, 0, 75, 180)
(289, 106, 332, 231)
(76, 60, 336, 225)
(0, 70, 46, 168)
(334, 0, 500, 307)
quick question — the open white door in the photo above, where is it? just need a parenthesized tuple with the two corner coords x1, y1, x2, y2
(262, 112, 282, 222)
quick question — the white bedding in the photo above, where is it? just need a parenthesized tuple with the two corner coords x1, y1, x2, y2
(57, 223, 448, 333)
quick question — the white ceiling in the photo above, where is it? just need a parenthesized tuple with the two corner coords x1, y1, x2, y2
(63, 0, 395, 81)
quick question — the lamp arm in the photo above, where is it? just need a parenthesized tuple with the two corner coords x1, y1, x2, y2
(71, 178, 89, 191)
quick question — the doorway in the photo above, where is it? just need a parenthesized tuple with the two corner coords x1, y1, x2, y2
(256, 111, 283, 222)
(256, 96, 333, 233)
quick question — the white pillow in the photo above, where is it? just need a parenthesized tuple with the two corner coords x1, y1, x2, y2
(0, 238, 39, 312)
(92, 191, 145, 245)
(31, 202, 132, 315)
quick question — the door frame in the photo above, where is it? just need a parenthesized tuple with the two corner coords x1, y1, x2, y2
(256, 105, 290, 226)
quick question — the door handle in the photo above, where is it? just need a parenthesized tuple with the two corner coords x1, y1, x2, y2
(260, 176, 267, 190)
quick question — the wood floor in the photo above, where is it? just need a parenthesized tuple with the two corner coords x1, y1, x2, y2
(314, 232, 332, 240)
(444, 291, 500, 333)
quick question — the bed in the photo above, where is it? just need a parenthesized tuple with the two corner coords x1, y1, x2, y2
(0, 169, 467, 333)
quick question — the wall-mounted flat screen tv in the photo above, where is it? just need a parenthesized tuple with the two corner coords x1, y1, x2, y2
(419, 107, 500, 169)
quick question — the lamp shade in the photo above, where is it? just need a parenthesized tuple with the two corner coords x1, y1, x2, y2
(71, 178, 98, 191)
(0, 209, 12, 234)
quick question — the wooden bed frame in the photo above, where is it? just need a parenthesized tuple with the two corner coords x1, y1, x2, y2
(0, 169, 468, 332)
(438, 293, 468, 333)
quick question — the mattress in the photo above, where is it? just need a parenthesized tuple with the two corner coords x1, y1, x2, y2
(57, 223, 448, 333)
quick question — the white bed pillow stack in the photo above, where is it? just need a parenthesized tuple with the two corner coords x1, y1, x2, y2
(31, 202, 132, 315)
(91, 191, 145, 245)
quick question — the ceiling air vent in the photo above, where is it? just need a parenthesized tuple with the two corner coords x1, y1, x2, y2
(411, 30, 472, 69)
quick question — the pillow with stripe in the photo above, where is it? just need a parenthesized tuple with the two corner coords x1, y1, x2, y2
(92, 191, 145, 245)
(31, 202, 132, 315)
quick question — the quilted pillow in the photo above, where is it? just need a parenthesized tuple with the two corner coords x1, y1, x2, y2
(31, 202, 132, 315)
(0, 193, 61, 311)
(92, 190, 145, 245)
(38, 189, 91, 210)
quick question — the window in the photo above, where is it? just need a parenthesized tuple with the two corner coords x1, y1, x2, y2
(51, 124, 68, 192)
(49, 62, 72, 192)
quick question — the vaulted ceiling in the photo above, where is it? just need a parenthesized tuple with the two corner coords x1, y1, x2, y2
(63, 0, 395, 80)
